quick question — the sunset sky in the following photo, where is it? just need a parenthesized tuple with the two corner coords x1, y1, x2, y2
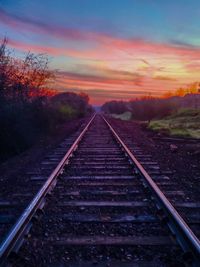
(1, 0, 200, 104)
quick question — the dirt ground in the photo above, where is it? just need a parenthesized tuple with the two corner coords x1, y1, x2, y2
(0, 116, 89, 196)
(1, 115, 199, 200)
(108, 117, 200, 197)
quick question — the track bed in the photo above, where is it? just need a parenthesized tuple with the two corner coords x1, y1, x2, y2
(0, 115, 199, 267)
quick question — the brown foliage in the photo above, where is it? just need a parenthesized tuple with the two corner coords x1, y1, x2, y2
(0, 38, 54, 103)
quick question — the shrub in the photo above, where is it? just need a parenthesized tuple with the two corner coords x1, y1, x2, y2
(0, 38, 92, 161)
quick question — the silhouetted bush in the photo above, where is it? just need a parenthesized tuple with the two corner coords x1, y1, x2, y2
(129, 98, 176, 122)
(0, 39, 92, 161)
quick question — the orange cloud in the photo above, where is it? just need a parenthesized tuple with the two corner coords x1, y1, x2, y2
(57, 69, 143, 85)
(153, 75, 177, 81)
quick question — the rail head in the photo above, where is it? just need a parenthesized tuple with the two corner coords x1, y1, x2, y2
(102, 114, 200, 265)
(0, 113, 96, 263)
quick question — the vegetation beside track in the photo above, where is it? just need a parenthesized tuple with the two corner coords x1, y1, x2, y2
(102, 94, 200, 139)
(0, 38, 92, 161)
(149, 109, 200, 139)
(111, 111, 132, 121)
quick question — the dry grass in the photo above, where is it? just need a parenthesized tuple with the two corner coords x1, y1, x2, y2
(149, 109, 200, 139)
(111, 111, 132, 121)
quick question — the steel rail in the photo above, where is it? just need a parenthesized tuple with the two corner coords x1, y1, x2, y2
(102, 115, 200, 266)
(0, 113, 96, 263)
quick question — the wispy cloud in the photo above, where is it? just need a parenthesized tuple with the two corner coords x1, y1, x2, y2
(2, 7, 200, 61)
(0, 8, 88, 41)
(57, 69, 144, 91)
(153, 75, 177, 81)
(58, 68, 143, 84)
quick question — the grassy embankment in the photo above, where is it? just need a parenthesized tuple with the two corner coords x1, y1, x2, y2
(111, 111, 132, 121)
(149, 109, 200, 139)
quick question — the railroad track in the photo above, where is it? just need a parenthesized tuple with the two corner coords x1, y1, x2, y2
(0, 114, 200, 266)
(107, 118, 200, 239)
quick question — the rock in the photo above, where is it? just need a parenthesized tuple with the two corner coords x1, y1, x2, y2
(126, 253, 133, 260)
(186, 143, 200, 150)
(170, 144, 178, 152)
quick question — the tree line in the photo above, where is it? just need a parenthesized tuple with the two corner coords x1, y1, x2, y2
(0, 39, 92, 161)
(101, 96, 186, 122)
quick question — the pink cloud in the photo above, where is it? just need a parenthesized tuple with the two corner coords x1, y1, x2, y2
(184, 61, 200, 71)
(0, 8, 90, 41)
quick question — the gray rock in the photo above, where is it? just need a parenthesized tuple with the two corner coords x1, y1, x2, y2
(170, 144, 178, 152)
